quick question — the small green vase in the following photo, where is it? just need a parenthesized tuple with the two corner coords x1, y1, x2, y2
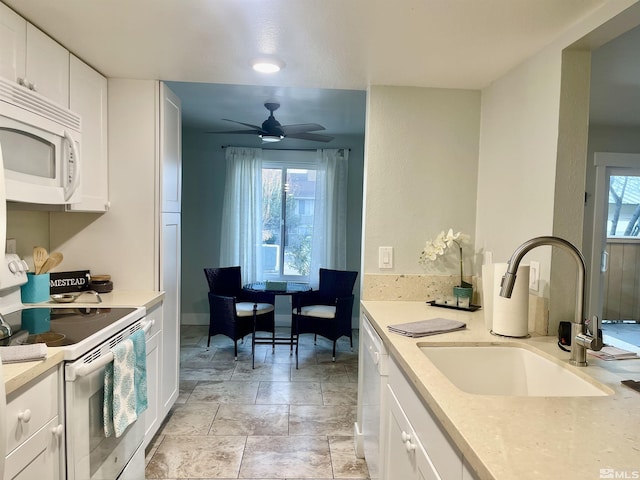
(453, 286, 473, 300)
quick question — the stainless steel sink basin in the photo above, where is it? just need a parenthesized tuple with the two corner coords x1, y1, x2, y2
(419, 344, 611, 397)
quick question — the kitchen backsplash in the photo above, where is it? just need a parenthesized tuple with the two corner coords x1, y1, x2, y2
(362, 273, 548, 335)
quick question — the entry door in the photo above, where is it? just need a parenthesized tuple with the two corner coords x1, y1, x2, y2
(589, 153, 640, 325)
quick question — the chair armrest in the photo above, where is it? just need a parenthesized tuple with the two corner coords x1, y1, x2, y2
(208, 292, 238, 318)
(334, 294, 355, 314)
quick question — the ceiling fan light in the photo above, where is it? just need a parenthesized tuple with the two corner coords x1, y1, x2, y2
(260, 134, 284, 143)
(252, 58, 285, 73)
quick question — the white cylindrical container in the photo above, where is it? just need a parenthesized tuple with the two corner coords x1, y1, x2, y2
(481, 263, 495, 331)
(491, 263, 530, 337)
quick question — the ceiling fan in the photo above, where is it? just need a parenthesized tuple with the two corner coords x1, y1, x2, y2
(209, 102, 334, 143)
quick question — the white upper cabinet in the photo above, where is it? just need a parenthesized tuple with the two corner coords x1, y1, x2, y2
(0, 4, 69, 107)
(68, 55, 109, 212)
(0, 3, 26, 84)
(25, 25, 69, 107)
(160, 83, 182, 213)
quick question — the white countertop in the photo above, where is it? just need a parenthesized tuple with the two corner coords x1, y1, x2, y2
(2, 290, 164, 395)
(362, 300, 640, 480)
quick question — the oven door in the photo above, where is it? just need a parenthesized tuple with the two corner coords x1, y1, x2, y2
(64, 347, 145, 480)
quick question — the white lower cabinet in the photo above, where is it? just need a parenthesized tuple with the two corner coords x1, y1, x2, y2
(385, 384, 441, 480)
(143, 328, 161, 448)
(4, 366, 63, 480)
(143, 301, 164, 448)
(384, 357, 471, 480)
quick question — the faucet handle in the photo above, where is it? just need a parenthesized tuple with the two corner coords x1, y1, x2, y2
(590, 315, 603, 350)
(577, 315, 603, 351)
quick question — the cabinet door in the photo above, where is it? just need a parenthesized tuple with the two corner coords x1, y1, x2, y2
(5, 416, 62, 480)
(385, 385, 440, 480)
(384, 385, 416, 479)
(160, 212, 180, 417)
(0, 3, 26, 83)
(160, 83, 182, 213)
(389, 358, 462, 480)
(143, 330, 161, 448)
(68, 55, 109, 212)
(25, 24, 69, 106)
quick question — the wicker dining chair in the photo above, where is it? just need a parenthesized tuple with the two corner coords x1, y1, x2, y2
(203, 266, 275, 360)
(292, 268, 358, 364)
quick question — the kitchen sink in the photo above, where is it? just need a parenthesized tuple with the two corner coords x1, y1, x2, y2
(419, 343, 611, 397)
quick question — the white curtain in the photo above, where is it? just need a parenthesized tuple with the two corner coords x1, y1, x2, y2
(310, 148, 349, 286)
(219, 147, 264, 283)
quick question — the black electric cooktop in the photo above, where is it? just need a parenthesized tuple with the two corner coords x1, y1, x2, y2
(0, 307, 137, 347)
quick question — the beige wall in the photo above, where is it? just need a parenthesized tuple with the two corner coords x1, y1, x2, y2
(362, 86, 481, 276)
(475, 0, 640, 332)
(49, 79, 159, 290)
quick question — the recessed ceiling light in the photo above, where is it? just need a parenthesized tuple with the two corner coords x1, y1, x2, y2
(252, 58, 285, 74)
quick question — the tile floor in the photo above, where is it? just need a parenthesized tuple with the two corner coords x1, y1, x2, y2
(144, 324, 370, 480)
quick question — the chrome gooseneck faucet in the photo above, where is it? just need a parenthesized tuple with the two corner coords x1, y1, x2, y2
(499, 236, 603, 366)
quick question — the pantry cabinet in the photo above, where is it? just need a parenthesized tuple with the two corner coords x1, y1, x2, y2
(4, 366, 63, 480)
(0, 3, 69, 107)
(68, 55, 109, 212)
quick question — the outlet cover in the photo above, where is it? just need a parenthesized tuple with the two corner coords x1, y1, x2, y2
(529, 261, 540, 291)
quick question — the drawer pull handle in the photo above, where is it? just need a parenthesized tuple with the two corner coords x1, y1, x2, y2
(51, 424, 64, 438)
(405, 440, 416, 452)
(401, 430, 411, 442)
(17, 409, 32, 423)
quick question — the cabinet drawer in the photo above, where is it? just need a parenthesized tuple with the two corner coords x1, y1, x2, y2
(5, 416, 62, 480)
(145, 302, 163, 339)
(389, 358, 462, 480)
(5, 368, 58, 453)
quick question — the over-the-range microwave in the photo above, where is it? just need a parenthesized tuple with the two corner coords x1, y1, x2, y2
(0, 76, 82, 205)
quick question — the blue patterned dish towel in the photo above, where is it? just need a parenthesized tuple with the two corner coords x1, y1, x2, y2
(103, 330, 148, 438)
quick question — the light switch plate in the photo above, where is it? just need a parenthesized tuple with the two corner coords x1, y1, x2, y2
(379, 246, 393, 269)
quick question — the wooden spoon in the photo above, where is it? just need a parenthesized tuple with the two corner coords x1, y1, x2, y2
(40, 251, 63, 274)
(33, 247, 48, 274)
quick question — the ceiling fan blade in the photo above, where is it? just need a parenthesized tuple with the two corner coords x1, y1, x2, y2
(206, 129, 264, 135)
(221, 118, 264, 130)
(280, 123, 326, 134)
(286, 132, 334, 143)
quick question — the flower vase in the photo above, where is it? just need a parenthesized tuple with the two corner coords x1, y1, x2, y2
(453, 285, 473, 306)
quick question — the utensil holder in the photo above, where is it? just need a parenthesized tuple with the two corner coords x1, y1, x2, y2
(21, 273, 50, 303)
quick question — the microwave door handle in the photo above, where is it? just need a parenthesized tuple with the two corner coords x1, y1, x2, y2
(63, 130, 81, 201)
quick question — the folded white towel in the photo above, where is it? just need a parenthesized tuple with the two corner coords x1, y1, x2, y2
(103, 339, 137, 438)
(388, 318, 466, 338)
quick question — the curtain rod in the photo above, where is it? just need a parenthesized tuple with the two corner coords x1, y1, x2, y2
(221, 145, 350, 152)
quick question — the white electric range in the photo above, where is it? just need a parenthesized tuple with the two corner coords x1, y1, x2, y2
(0, 253, 150, 480)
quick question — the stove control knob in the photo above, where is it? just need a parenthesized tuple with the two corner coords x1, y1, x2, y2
(20, 260, 29, 272)
(8, 261, 19, 274)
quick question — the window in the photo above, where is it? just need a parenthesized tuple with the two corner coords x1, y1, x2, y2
(262, 160, 317, 280)
(607, 174, 640, 238)
(220, 147, 348, 285)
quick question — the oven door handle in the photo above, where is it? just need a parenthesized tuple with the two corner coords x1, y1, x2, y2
(66, 319, 154, 381)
